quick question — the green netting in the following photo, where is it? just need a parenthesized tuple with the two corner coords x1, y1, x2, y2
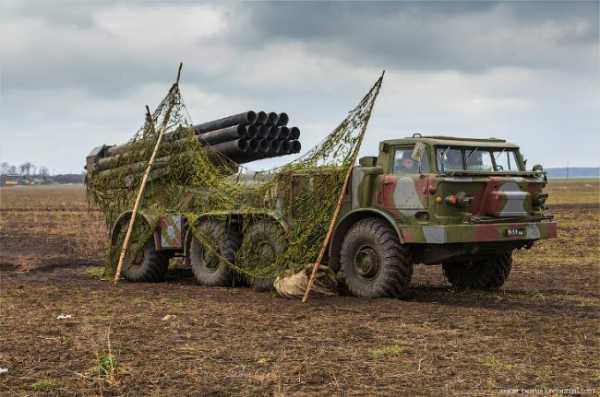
(86, 72, 383, 282)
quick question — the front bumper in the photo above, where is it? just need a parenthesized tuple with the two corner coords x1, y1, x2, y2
(400, 221, 557, 244)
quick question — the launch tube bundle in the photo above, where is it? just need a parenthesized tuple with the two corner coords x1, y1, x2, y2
(86, 110, 302, 179)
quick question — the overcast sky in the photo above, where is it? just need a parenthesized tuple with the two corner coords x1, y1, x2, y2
(0, 0, 598, 173)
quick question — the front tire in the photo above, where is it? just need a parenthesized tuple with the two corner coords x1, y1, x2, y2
(190, 220, 241, 287)
(442, 251, 513, 291)
(338, 218, 413, 298)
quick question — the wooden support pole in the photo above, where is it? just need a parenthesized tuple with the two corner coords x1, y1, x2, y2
(113, 63, 183, 284)
(302, 72, 384, 302)
(301, 132, 364, 302)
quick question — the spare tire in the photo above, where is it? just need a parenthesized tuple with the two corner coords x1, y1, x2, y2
(190, 220, 241, 287)
(239, 220, 287, 291)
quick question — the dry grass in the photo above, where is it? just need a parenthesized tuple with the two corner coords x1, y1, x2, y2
(545, 178, 599, 206)
(0, 184, 106, 271)
(0, 184, 89, 209)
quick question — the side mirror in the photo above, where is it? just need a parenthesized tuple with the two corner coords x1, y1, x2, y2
(532, 164, 544, 173)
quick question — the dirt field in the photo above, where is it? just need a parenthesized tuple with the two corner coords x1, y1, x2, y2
(1, 180, 598, 396)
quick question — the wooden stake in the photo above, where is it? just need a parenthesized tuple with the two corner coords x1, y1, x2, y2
(301, 133, 363, 302)
(302, 73, 383, 302)
(113, 63, 183, 283)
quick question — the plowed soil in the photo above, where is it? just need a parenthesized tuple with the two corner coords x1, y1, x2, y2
(0, 182, 598, 396)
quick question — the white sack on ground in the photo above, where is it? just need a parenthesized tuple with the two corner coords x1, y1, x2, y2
(274, 264, 337, 298)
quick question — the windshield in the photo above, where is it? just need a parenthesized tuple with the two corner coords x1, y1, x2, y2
(492, 149, 521, 171)
(393, 146, 430, 174)
(436, 147, 522, 173)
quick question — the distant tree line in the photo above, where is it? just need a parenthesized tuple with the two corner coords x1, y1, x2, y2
(0, 161, 50, 177)
(0, 162, 84, 185)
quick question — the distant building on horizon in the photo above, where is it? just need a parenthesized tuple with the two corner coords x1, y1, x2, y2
(0, 174, 23, 187)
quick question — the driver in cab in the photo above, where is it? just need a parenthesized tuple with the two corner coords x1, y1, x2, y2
(394, 150, 418, 173)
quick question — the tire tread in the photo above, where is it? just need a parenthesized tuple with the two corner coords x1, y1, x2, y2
(338, 217, 413, 299)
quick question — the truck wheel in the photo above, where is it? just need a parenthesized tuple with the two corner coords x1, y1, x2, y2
(190, 220, 241, 287)
(240, 220, 287, 291)
(339, 218, 413, 298)
(442, 251, 512, 291)
(112, 219, 169, 282)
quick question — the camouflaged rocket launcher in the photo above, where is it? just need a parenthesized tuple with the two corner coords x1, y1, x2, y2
(107, 133, 556, 299)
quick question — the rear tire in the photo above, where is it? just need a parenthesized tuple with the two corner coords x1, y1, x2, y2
(338, 218, 413, 298)
(239, 220, 287, 291)
(442, 251, 512, 290)
(122, 240, 169, 282)
(190, 220, 241, 287)
(112, 218, 169, 282)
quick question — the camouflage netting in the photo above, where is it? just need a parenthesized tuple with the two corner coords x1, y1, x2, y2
(86, 73, 383, 282)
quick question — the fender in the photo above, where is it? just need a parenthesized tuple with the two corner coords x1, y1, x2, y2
(328, 208, 404, 271)
(110, 210, 160, 246)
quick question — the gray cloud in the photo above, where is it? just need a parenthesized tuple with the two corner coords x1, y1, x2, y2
(242, 2, 598, 72)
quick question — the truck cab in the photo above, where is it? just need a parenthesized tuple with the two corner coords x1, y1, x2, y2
(328, 135, 557, 297)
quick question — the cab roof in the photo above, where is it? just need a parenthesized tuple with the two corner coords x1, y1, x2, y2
(382, 135, 520, 149)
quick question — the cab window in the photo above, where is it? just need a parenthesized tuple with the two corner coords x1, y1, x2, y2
(436, 146, 524, 172)
(437, 147, 463, 172)
(493, 150, 521, 171)
(465, 148, 494, 171)
(393, 147, 430, 174)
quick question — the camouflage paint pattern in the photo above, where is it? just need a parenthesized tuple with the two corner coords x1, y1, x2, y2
(158, 214, 184, 249)
(341, 136, 557, 245)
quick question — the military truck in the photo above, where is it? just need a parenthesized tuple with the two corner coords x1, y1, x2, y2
(112, 135, 557, 298)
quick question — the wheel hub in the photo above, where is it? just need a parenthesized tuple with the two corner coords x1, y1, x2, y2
(258, 242, 276, 262)
(202, 249, 220, 272)
(354, 245, 380, 279)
